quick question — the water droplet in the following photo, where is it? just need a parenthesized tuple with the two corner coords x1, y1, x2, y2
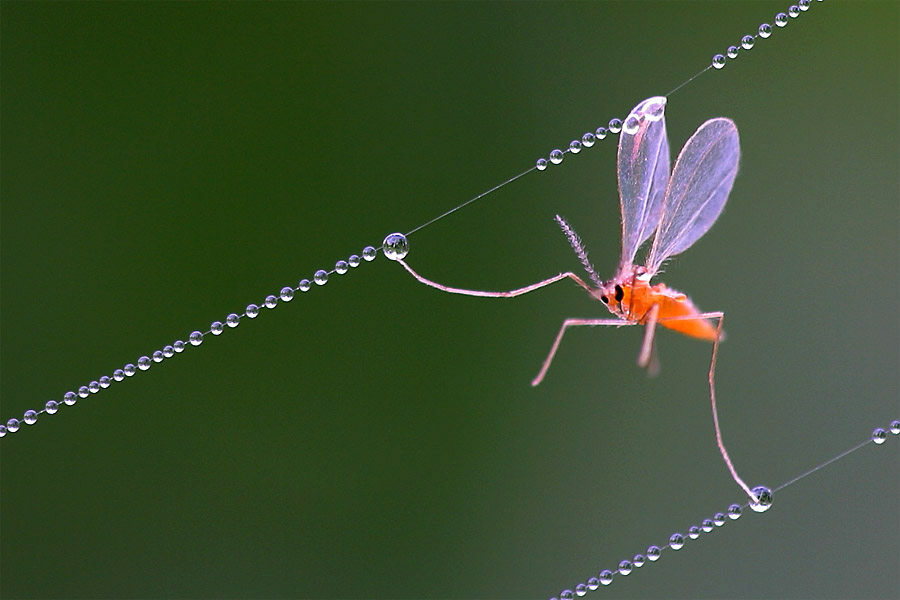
(623, 114, 641, 135)
(701, 519, 714, 532)
(568, 140, 582, 154)
(574, 583, 587, 597)
(799, 0, 810, 10)
(560, 590, 574, 600)
(348, 254, 361, 268)
(608, 118, 622, 134)
(644, 98, 666, 121)
(298, 279, 311, 292)
(45, 400, 59, 414)
(536, 157, 548, 171)
(78, 386, 89, 398)
(758, 23, 772, 38)
(226, 314, 240, 328)
(741, 35, 755, 49)
(163, 346, 175, 358)
(549, 149, 564, 165)
(265, 295, 278, 308)
(712, 54, 726, 69)
(728, 504, 742, 520)
(669, 533, 684, 550)
(775, 12, 788, 26)
(688, 526, 700, 539)
(872, 428, 887, 444)
(581, 132, 595, 147)
(335, 260, 349, 274)
(586, 577, 600, 591)
(618, 560, 633, 575)
(152, 350, 164, 363)
(382, 233, 409, 261)
(727, 45, 739, 59)
(0, 425, 6, 437)
(100, 376, 112, 388)
(713, 512, 726, 526)
(633, 554, 645, 567)
(138, 355, 152, 370)
(88, 381, 100, 393)
(113, 369, 125, 381)
(174, 341, 185, 353)
(189, 331, 204, 346)
(210, 321, 224, 336)
(124, 363, 136, 376)
(595, 127, 607, 140)
(788, 5, 801, 17)
(890, 420, 900, 435)
(24, 410, 38, 425)
(6, 418, 20, 433)
(750, 485, 774, 512)
(647, 545, 661, 561)
(312, 270, 328, 286)
(599, 570, 613, 585)
(246, 304, 259, 318)
(362, 246, 377, 261)
(280, 287, 294, 301)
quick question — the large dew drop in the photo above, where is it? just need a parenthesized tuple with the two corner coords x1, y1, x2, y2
(382, 233, 409, 261)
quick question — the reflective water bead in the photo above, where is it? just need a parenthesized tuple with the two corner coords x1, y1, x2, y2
(45, 400, 59, 414)
(163, 345, 175, 358)
(210, 321, 224, 336)
(890, 420, 900, 435)
(549, 149, 564, 165)
(64, 391, 77, 405)
(741, 35, 755, 49)
(750, 485, 774, 513)
(633, 554, 645, 567)
(595, 126, 607, 140)
(568, 140, 582, 154)
(6, 418, 20, 433)
(701, 519, 714, 532)
(280, 287, 294, 301)
(788, 5, 800, 17)
(24, 410, 38, 425)
(758, 23, 772, 38)
(335, 260, 349, 274)
(153, 351, 164, 363)
(574, 583, 587, 597)
(713, 512, 726, 526)
(669, 533, 685, 550)
(727, 45, 739, 59)
(362, 246, 377, 261)
(872, 428, 887, 444)
(586, 577, 600, 591)
(189, 331, 203, 346)
(298, 279, 311, 292)
(226, 314, 240, 328)
(608, 118, 622, 134)
(644, 98, 666, 120)
(100, 376, 111, 388)
(138, 356, 152, 370)
(688, 526, 700, 539)
(775, 12, 788, 26)
(89, 381, 100, 393)
(313, 269, 329, 285)
(265, 295, 278, 308)
(382, 233, 409, 261)
(618, 560, 633, 575)
(560, 590, 574, 600)
(622, 114, 641, 135)
(536, 157, 548, 171)
(581, 132, 595, 147)
(124, 363, 136, 376)
(0, 425, 6, 437)
(712, 54, 726, 69)
(348, 254, 361, 268)
(647, 546, 661, 561)
(799, 0, 810, 9)
(599, 570, 613, 585)
(728, 504, 742, 520)
(246, 304, 260, 318)
(113, 369, 125, 381)
(78, 386, 89, 398)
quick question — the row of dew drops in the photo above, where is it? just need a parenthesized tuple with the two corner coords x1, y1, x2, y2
(0, 0, 823, 439)
(550, 418, 899, 599)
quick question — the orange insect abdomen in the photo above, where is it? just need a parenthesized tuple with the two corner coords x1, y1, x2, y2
(622, 281, 719, 341)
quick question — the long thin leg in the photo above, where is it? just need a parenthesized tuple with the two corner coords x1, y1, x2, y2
(637, 303, 660, 369)
(531, 318, 633, 387)
(657, 311, 755, 501)
(396, 258, 593, 297)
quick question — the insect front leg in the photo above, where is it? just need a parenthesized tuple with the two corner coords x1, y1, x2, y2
(531, 318, 633, 387)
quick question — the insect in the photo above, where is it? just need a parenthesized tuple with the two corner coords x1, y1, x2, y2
(395, 96, 754, 500)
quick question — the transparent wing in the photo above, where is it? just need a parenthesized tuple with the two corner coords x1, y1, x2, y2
(617, 96, 671, 271)
(645, 117, 739, 273)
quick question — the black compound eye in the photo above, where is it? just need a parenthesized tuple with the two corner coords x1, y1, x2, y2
(599, 295, 609, 304)
(614, 285, 624, 302)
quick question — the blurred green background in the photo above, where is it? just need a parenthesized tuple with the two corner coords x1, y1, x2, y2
(2, 2, 897, 598)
